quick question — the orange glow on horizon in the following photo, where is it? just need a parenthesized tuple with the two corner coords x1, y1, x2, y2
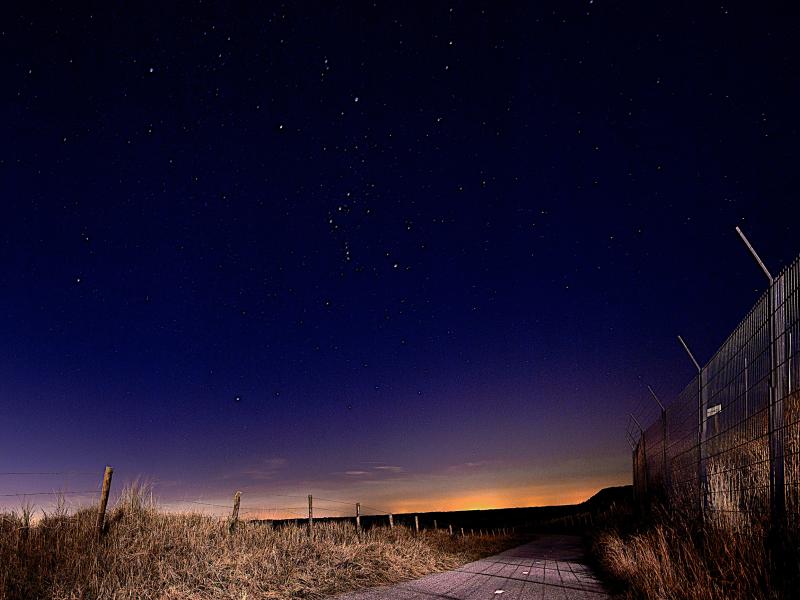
(151, 482, 619, 520)
(378, 481, 624, 515)
(146, 470, 630, 519)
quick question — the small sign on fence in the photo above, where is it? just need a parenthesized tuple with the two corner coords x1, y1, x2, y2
(706, 404, 722, 418)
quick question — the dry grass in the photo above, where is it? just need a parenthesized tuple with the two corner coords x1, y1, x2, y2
(0, 485, 517, 600)
(602, 390, 800, 598)
(594, 508, 781, 600)
(598, 431, 799, 599)
(596, 439, 799, 600)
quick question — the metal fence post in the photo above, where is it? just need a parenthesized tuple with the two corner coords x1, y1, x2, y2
(769, 275, 787, 525)
(627, 430, 638, 503)
(736, 226, 785, 527)
(648, 385, 669, 498)
(631, 415, 647, 508)
(679, 335, 706, 516)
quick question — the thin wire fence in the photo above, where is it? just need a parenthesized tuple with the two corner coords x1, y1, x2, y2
(632, 250, 800, 529)
(0, 470, 396, 524)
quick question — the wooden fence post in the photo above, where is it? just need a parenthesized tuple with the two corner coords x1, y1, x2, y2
(433, 519, 438, 530)
(355, 502, 361, 531)
(449, 524, 453, 535)
(229, 491, 241, 533)
(308, 494, 314, 536)
(388, 513, 394, 529)
(414, 515, 419, 533)
(95, 465, 113, 540)
(460, 527, 464, 536)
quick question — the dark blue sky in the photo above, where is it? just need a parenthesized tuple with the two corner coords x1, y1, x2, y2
(1, 2, 799, 514)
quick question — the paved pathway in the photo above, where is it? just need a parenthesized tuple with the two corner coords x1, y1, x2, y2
(333, 534, 609, 600)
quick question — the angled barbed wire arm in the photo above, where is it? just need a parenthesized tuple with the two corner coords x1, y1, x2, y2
(678, 335, 701, 373)
(647, 384, 666, 412)
(629, 413, 644, 434)
(735, 226, 773, 283)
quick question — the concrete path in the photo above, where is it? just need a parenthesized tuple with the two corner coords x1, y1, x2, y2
(333, 534, 609, 600)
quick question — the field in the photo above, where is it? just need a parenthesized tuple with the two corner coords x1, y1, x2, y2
(0, 485, 518, 600)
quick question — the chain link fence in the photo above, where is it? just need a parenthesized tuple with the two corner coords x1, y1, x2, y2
(632, 250, 800, 528)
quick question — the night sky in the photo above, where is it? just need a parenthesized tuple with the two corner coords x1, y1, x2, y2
(2, 2, 800, 516)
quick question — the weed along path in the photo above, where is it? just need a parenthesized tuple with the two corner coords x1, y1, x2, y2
(332, 534, 609, 600)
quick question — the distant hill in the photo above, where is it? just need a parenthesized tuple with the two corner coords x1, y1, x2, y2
(581, 485, 633, 512)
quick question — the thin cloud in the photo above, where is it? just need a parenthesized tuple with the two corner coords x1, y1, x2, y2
(232, 458, 288, 481)
(443, 460, 501, 473)
(373, 465, 405, 473)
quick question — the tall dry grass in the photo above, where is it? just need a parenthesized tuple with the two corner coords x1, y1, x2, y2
(0, 485, 517, 600)
(594, 508, 782, 599)
(596, 395, 800, 600)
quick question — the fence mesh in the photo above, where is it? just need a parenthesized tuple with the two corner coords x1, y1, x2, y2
(633, 253, 800, 527)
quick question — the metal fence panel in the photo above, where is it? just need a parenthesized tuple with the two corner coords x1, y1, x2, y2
(633, 254, 800, 527)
